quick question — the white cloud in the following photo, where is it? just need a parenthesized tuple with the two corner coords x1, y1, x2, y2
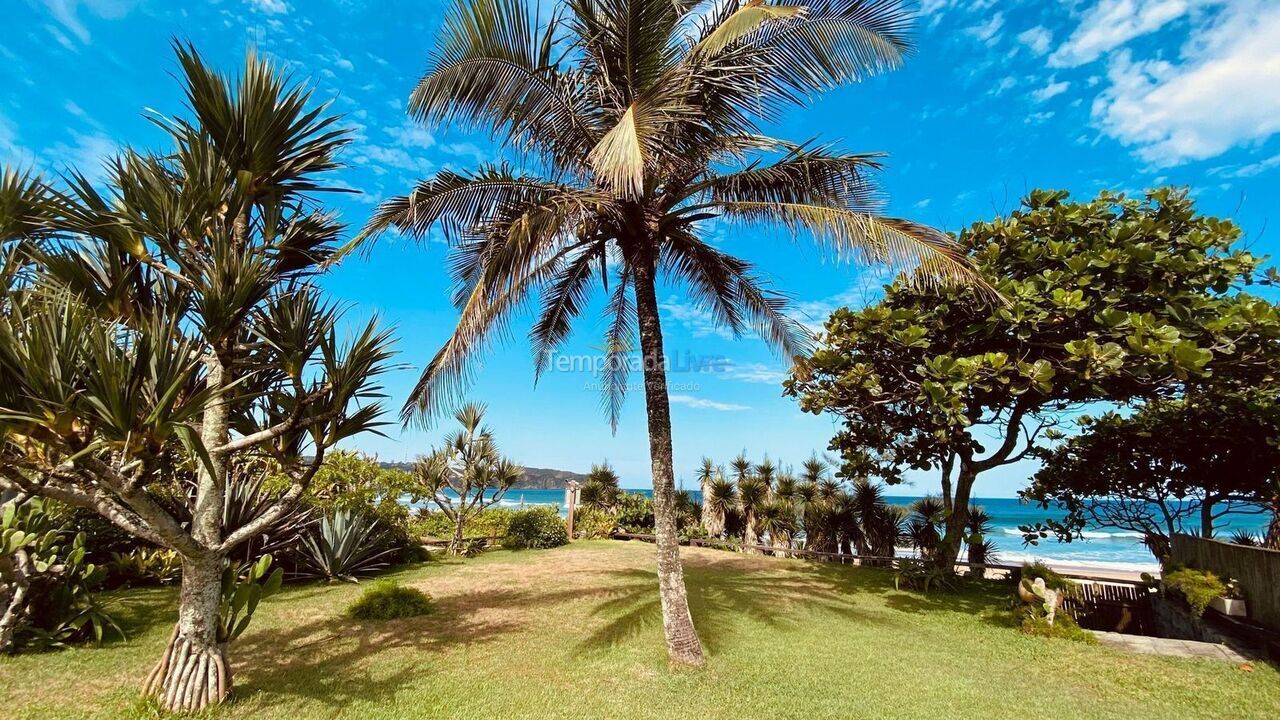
(1026, 111, 1056, 124)
(1017, 25, 1053, 56)
(39, 0, 139, 45)
(720, 360, 788, 385)
(1210, 153, 1280, 178)
(1091, 1, 1280, 165)
(247, 0, 290, 15)
(669, 394, 750, 412)
(385, 119, 435, 149)
(1032, 79, 1071, 102)
(989, 76, 1017, 95)
(964, 12, 1005, 47)
(1049, 0, 1207, 68)
(45, 132, 118, 184)
(660, 297, 735, 340)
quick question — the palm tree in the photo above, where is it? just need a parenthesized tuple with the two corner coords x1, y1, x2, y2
(704, 475, 738, 539)
(906, 497, 946, 562)
(737, 474, 769, 550)
(696, 457, 717, 535)
(355, 0, 980, 665)
(580, 460, 623, 511)
(755, 498, 796, 556)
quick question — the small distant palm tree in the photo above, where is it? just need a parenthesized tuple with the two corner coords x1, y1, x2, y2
(737, 474, 770, 550)
(906, 497, 946, 562)
(580, 460, 622, 511)
(964, 505, 997, 570)
(755, 498, 797, 557)
(358, 0, 982, 663)
(705, 475, 738, 539)
(695, 457, 719, 534)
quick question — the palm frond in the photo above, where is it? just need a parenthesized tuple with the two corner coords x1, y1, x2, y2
(695, 1, 807, 57)
(716, 200, 989, 292)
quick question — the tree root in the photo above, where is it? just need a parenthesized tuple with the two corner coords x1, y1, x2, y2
(143, 624, 231, 713)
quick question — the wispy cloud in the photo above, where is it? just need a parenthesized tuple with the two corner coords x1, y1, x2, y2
(247, 0, 290, 15)
(1032, 78, 1070, 102)
(720, 360, 789, 385)
(669, 394, 750, 412)
(1089, 0, 1280, 165)
(1048, 0, 1210, 68)
(1017, 25, 1053, 56)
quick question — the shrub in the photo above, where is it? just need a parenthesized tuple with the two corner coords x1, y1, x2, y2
(411, 507, 515, 540)
(347, 581, 434, 620)
(294, 509, 398, 582)
(573, 507, 616, 539)
(615, 492, 655, 533)
(105, 547, 183, 588)
(1017, 605, 1097, 643)
(1020, 561, 1077, 596)
(893, 558, 962, 593)
(502, 508, 569, 550)
(1162, 566, 1229, 617)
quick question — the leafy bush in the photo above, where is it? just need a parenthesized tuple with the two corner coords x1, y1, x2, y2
(219, 555, 284, 643)
(1020, 561, 1078, 596)
(347, 581, 434, 620)
(573, 507, 616, 539)
(105, 547, 183, 588)
(502, 508, 569, 550)
(615, 492, 654, 533)
(294, 510, 398, 582)
(2, 498, 124, 653)
(1162, 566, 1229, 617)
(411, 507, 514, 540)
(893, 558, 962, 593)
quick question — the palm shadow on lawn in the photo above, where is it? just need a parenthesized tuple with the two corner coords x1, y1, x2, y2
(577, 556, 909, 656)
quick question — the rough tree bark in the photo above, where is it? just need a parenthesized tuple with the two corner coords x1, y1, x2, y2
(144, 555, 229, 711)
(145, 351, 232, 711)
(0, 549, 32, 653)
(632, 248, 705, 667)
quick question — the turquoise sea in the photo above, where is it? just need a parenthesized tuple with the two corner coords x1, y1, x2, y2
(413, 489, 1271, 573)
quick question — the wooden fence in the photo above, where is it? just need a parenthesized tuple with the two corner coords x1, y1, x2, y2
(1171, 533, 1280, 631)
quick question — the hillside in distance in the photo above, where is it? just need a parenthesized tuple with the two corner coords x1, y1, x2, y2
(378, 462, 589, 490)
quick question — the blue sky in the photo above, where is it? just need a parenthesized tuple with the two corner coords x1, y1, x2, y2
(3, 0, 1278, 496)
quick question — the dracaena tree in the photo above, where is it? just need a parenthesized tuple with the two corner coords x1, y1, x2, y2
(0, 45, 395, 711)
(354, 0, 978, 665)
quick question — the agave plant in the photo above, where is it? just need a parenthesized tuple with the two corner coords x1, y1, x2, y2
(295, 510, 397, 583)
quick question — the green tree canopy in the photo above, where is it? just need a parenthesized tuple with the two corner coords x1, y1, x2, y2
(1022, 387, 1280, 558)
(787, 188, 1280, 571)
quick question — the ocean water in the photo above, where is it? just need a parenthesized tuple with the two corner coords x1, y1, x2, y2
(415, 490, 1271, 573)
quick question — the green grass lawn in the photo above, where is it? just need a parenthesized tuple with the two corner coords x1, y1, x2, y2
(2, 540, 1276, 719)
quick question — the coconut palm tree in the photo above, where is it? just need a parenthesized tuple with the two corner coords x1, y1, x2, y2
(355, 0, 980, 665)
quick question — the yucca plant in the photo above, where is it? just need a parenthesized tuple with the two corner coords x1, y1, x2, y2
(295, 510, 397, 583)
(737, 474, 770, 550)
(704, 475, 738, 539)
(964, 505, 995, 571)
(906, 497, 946, 562)
(696, 457, 718, 536)
(353, 0, 982, 664)
(580, 461, 622, 511)
(0, 45, 394, 710)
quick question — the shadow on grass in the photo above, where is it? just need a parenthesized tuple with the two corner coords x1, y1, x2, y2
(577, 556, 905, 657)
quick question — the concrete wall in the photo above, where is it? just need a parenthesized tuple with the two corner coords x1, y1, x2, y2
(1170, 533, 1280, 631)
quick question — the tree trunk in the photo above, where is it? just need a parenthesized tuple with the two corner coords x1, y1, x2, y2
(933, 466, 976, 574)
(451, 514, 466, 556)
(743, 512, 758, 553)
(144, 554, 230, 712)
(1199, 499, 1215, 539)
(0, 550, 32, 654)
(633, 252, 705, 667)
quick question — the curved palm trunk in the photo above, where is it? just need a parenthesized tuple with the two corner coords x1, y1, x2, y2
(633, 253, 705, 667)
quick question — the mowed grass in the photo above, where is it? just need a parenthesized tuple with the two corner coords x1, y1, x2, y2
(2, 541, 1277, 720)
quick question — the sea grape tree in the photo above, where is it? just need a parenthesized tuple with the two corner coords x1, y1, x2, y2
(0, 45, 394, 711)
(788, 189, 1280, 573)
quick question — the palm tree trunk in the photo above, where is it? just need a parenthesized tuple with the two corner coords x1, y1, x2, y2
(633, 253, 705, 667)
